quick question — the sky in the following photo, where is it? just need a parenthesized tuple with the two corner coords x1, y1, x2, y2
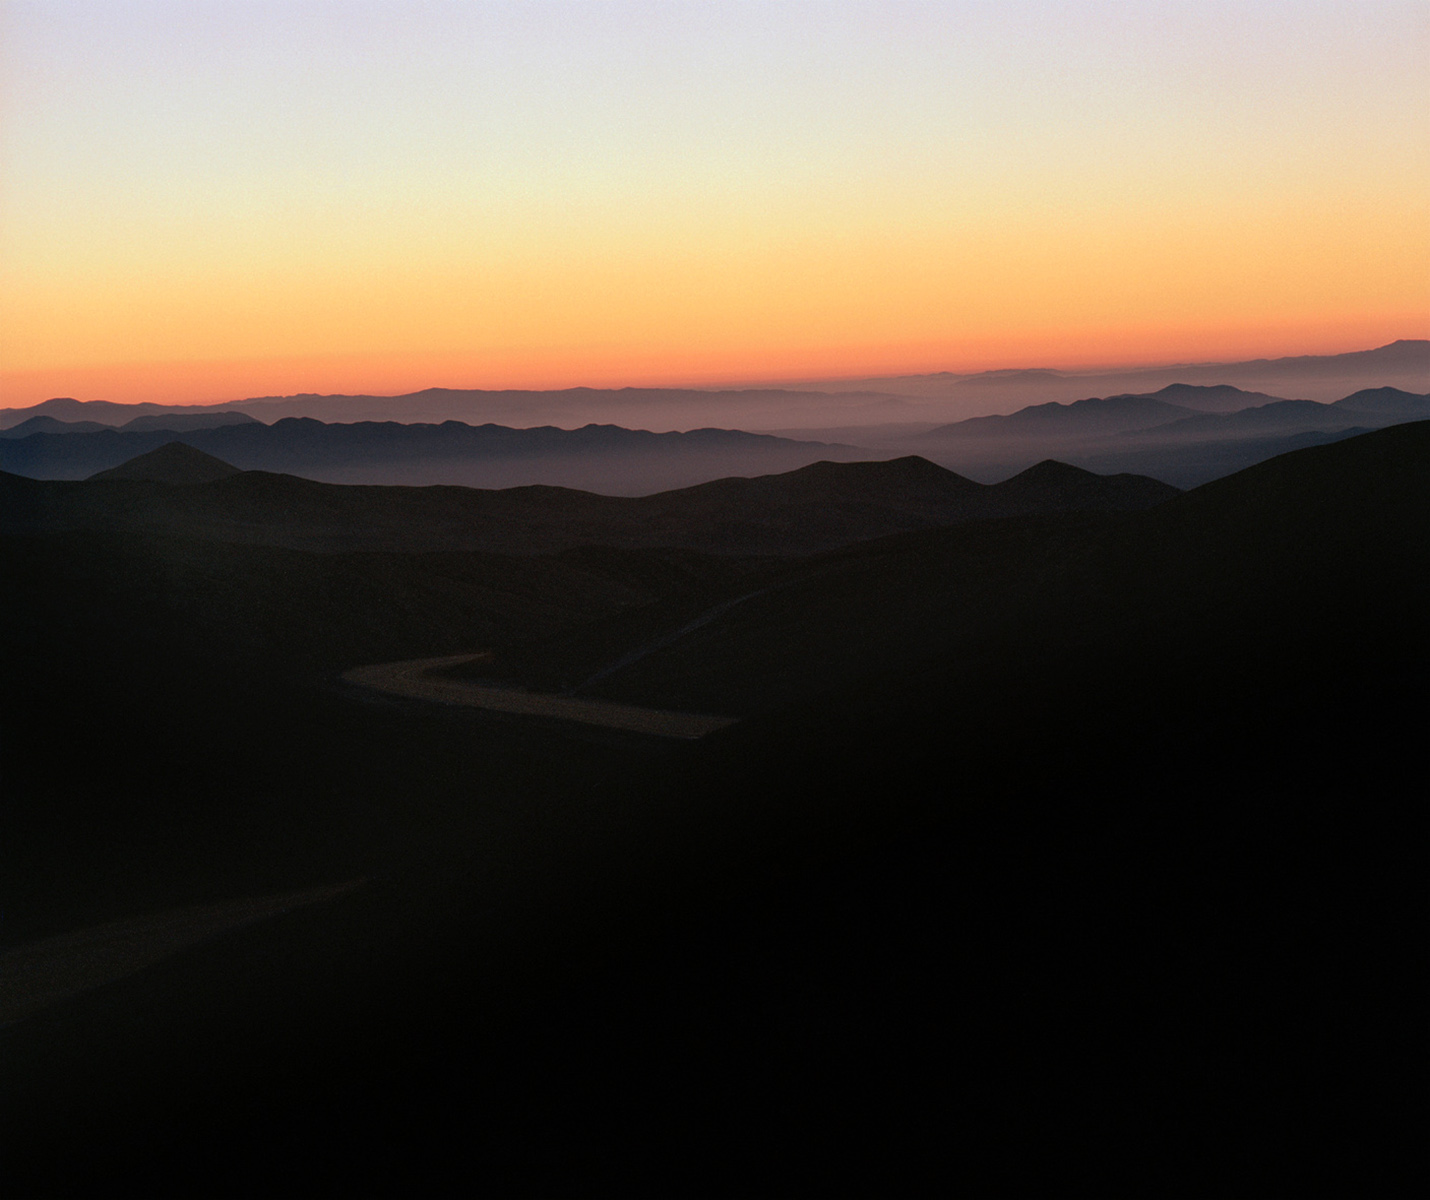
(1, 0, 1427, 406)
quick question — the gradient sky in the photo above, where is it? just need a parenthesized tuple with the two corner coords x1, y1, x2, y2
(2, 0, 1427, 405)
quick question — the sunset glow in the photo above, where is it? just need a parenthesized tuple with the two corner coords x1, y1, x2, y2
(3, 1, 1427, 407)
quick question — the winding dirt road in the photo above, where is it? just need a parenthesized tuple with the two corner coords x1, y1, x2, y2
(342, 653, 738, 739)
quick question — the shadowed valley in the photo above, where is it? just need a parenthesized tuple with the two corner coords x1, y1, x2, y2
(2, 420, 1425, 1197)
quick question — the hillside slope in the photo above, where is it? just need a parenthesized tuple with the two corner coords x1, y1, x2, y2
(480, 421, 1428, 716)
(2, 421, 1423, 1197)
(0, 452, 1177, 557)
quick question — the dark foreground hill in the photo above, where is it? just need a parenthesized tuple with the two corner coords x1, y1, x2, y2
(459, 421, 1428, 716)
(2, 423, 1424, 1196)
(0, 451, 1178, 556)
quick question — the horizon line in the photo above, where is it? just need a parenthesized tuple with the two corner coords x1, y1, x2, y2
(4, 337, 1427, 412)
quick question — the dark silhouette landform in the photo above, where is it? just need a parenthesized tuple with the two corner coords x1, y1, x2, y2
(3, 418, 1425, 1196)
(88, 440, 242, 484)
(916, 385, 1427, 440)
(436, 419, 1429, 717)
(0, 448, 1178, 556)
(2, 376, 1423, 492)
(0, 417, 868, 492)
(0, 408, 258, 438)
(900, 384, 1429, 485)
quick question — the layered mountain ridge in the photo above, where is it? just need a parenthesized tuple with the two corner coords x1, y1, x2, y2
(2, 380, 1424, 493)
(0, 449, 1178, 557)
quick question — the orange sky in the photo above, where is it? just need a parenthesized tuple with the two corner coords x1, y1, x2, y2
(3, 2, 1427, 407)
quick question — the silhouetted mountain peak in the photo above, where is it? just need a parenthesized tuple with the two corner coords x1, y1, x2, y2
(990, 457, 1181, 510)
(0, 415, 112, 438)
(88, 442, 242, 484)
(1368, 338, 1430, 358)
(924, 393, 1191, 439)
(1332, 387, 1430, 415)
(791, 455, 966, 483)
(1154, 383, 1247, 397)
(1154, 383, 1251, 400)
(1005, 459, 1101, 485)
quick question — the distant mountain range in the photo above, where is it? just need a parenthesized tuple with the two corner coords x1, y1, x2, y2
(449, 419, 1430, 715)
(771, 339, 1430, 404)
(904, 385, 1429, 486)
(1, 367, 1424, 493)
(0, 444, 1178, 558)
(921, 385, 1428, 441)
(0, 388, 920, 438)
(0, 418, 872, 494)
(0, 409, 258, 438)
(3, 341, 1425, 436)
